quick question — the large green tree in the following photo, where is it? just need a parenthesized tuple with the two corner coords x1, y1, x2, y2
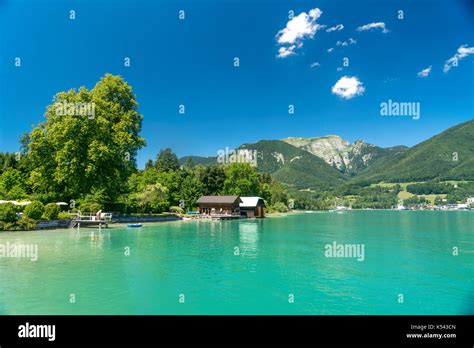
(155, 148, 180, 172)
(268, 181, 289, 206)
(179, 173, 204, 210)
(156, 170, 183, 205)
(132, 183, 169, 213)
(0, 153, 18, 174)
(0, 168, 27, 200)
(197, 165, 225, 195)
(222, 163, 261, 196)
(22, 74, 145, 201)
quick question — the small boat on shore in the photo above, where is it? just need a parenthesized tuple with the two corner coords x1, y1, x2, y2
(127, 223, 143, 228)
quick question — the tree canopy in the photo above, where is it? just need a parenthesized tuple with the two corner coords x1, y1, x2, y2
(22, 74, 145, 201)
(155, 148, 180, 172)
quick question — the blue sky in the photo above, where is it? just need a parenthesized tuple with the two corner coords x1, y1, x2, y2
(0, 0, 473, 168)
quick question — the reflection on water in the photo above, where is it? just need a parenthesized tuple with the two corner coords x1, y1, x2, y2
(239, 221, 259, 257)
(71, 227, 111, 250)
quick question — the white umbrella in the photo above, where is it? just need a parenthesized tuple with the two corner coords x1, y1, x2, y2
(0, 200, 31, 206)
(15, 201, 31, 206)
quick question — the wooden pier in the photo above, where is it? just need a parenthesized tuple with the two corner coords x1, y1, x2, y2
(69, 212, 112, 228)
(210, 214, 246, 220)
(182, 213, 245, 221)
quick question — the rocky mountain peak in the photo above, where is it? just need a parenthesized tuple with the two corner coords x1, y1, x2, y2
(282, 135, 381, 174)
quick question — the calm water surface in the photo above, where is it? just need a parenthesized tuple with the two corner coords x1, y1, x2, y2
(0, 211, 473, 314)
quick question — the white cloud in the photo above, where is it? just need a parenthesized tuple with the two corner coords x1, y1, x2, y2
(336, 67, 343, 71)
(443, 44, 474, 73)
(417, 65, 432, 78)
(276, 8, 322, 44)
(336, 38, 357, 47)
(277, 45, 296, 58)
(275, 8, 323, 58)
(310, 62, 321, 68)
(331, 76, 365, 99)
(326, 24, 344, 32)
(357, 22, 389, 33)
(327, 47, 334, 53)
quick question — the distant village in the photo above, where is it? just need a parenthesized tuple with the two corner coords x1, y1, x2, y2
(335, 197, 474, 211)
(394, 196, 474, 211)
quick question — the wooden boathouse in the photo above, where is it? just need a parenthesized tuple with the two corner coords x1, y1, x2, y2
(196, 196, 242, 216)
(239, 197, 266, 218)
(196, 195, 266, 218)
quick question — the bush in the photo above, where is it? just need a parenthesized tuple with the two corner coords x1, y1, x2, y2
(3, 222, 18, 230)
(42, 203, 60, 220)
(24, 201, 45, 220)
(28, 192, 59, 205)
(79, 202, 101, 213)
(0, 203, 18, 223)
(267, 202, 289, 213)
(2, 216, 37, 231)
(79, 188, 109, 211)
(14, 204, 26, 213)
(58, 211, 72, 219)
(15, 216, 37, 230)
(169, 206, 184, 214)
(404, 196, 429, 207)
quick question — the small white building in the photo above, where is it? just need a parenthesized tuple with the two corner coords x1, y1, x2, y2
(466, 197, 474, 205)
(239, 197, 266, 218)
(396, 203, 406, 210)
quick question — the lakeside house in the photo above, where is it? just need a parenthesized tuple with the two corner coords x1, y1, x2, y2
(196, 195, 266, 218)
(239, 197, 266, 218)
(196, 196, 242, 215)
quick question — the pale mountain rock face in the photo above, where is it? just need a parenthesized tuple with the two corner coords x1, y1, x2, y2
(271, 152, 285, 165)
(290, 156, 303, 162)
(282, 135, 379, 174)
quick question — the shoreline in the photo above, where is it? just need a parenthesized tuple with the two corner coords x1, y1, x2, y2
(0, 209, 471, 233)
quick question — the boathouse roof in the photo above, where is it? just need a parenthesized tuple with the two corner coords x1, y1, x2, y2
(240, 197, 265, 208)
(196, 196, 242, 204)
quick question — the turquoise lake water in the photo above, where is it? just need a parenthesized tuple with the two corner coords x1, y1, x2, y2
(0, 211, 473, 315)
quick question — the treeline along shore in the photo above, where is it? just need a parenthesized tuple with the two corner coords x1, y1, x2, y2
(1, 74, 473, 231)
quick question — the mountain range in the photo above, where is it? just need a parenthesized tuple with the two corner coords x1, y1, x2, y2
(180, 119, 474, 191)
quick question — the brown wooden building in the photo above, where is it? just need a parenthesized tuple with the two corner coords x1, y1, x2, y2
(196, 196, 242, 215)
(240, 197, 266, 218)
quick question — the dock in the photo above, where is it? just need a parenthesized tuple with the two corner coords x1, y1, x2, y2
(69, 212, 112, 228)
(183, 213, 245, 221)
(210, 214, 246, 220)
